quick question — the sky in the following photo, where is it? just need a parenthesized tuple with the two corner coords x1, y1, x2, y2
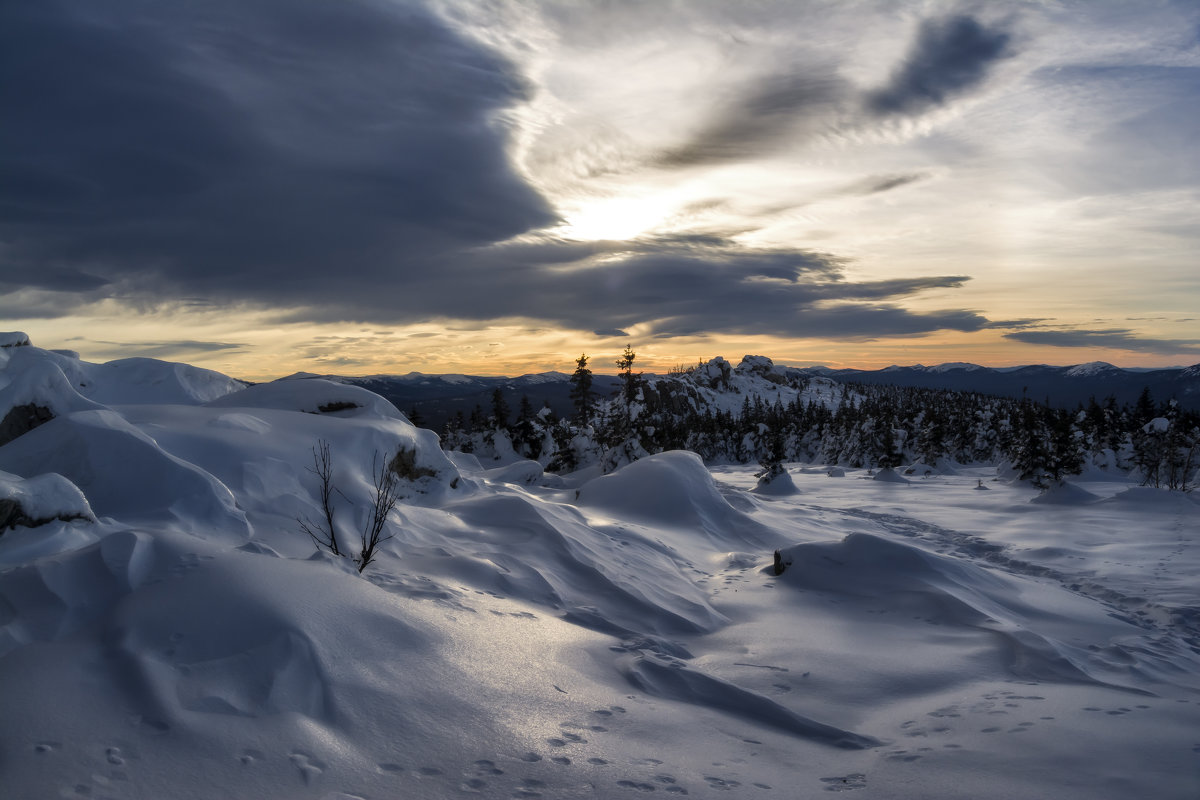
(2, 0, 1199, 379)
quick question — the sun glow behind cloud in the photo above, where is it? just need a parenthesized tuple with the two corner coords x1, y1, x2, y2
(1, 0, 1198, 375)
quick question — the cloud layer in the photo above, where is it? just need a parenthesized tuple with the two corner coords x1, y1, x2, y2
(3, 0, 1196, 364)
(1005, 329, 1200, 357)
(1, 0, 553, 299)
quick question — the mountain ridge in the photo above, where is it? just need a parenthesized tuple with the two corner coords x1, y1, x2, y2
(294, 358, 1200, 431)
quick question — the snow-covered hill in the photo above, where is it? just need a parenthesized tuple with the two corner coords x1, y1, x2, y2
(1, 334, 1198, 799)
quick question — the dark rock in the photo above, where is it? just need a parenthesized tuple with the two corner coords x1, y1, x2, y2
(0, 498, 90, 533)
(0, 403, 55, 448)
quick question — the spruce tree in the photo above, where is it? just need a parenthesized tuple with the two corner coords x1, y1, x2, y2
(490, 388, 511, 431)
(616, 345, 640, 404)
(569, 353, 595, 425)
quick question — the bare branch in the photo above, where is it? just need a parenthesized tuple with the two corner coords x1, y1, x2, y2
(297, 439, 341, 556)
(357, 449, 401, 572)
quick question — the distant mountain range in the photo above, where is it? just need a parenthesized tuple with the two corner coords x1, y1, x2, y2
(282, 359, 1200, 431)
(279, 370, 622, 431)
(809, 361, 1200, 411)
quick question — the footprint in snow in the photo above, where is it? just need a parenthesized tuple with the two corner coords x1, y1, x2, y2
(468, 759, 504, 776)
(238, 748, 265, 766)
(820, 773, 867, 792)
(704, 775, 741, 790)
(617, 780, 657, 792)
(289, 751, 325, 784)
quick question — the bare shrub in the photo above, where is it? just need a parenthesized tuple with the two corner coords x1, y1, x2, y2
(357, 450, 401, 573)
(298, 439, 342, 556)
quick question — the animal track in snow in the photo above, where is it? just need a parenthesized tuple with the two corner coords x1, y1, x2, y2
(289, 750, 325, 784)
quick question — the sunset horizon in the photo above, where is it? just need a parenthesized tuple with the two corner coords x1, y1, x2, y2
(4, 1, 1197, 381)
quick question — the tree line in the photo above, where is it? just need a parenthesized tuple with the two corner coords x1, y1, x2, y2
(438, 350, 1199, 491)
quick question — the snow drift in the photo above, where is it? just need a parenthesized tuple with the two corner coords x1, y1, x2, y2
(1, 334, 1197, 800)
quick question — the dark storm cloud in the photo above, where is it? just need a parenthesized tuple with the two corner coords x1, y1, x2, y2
(1004, 329, 1200, 356)
(348, 236, 985, 340)
(0, 0, 555, 297)
(1, 1, 998, 344)
(867, 14, 1013, 116)
(0, 267, 110, 293)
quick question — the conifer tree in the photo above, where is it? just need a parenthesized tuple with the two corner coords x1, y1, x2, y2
(616, 345, 640, 404)
(570, 353, 595, 425)
(490, 388, 511, 431)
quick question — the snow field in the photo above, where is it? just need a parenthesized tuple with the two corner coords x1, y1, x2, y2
(0, 339, 1197, 799)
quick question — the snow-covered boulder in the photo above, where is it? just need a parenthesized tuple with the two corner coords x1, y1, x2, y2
(86, 358, 245, 406)
(208, 378, 404, 420)
(0, 470, 95, 531)
(0, 332, 31, 348)
(1031, 481, 1101, 505)
(0, 410, 251, 541)
(577, 451, 775, 548)
(482, 459, 546, 486)
(871, 467, 910, 483)
(753, 468, 798, 495)
(0, 359, 108, 447)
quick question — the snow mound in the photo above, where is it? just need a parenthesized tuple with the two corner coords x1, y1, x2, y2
(577, 451, 772, 545)
(871, 467, 909, 483)
(0, 470, 96, 531)
(619, 651, 880, 749)
(1098, 486, 1200, 510)
(752, 469, 798, 495)
(775, 533, 1154, 688)
(0, 332, 31, 348)
(0, 357, 107, 423)
(408, 492, 727, 635)
(0, 410, 251, 541)
(86, 358, 244, 405)
(0, 528, 499, 778)
(208, 378, 404, 420)
(1030, 481, 1102, 505)
(0, 343, 243, 409)
(482, 459, 546, 486)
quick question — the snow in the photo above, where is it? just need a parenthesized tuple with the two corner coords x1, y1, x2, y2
(0, 338, 243, 413)
(1144, 416, 1171, 434)
(929, 362, 985, 372)
(1, 341, 1198, 799)
(0, 470, 95, 528)
(1065, 361, 1118, 377)
(0, 331, 31, 348)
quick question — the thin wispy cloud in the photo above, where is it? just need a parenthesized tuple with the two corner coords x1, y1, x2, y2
(1004, 329, 1200, 357)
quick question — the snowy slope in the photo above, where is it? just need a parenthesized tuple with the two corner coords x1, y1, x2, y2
(1, 335, 1198, 799)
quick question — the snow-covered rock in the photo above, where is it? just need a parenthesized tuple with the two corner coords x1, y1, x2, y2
(0, 332, 31, 348)
(0, 470, 95, 531)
